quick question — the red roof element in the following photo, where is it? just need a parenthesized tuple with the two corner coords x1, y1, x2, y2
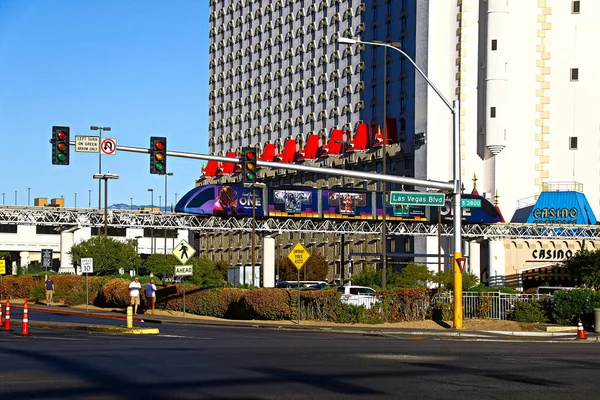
(258, 143, 280, 162)
(279, 139, 303, 163)
(201, 160, 222, 177)
(374, 118, 399, 146)
(302, 134, 327, 158)
(471, 188, 479, 195)
(495, 205, 505, 223)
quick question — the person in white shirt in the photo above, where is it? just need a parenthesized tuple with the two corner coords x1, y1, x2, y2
(129, 277, 142, 315)
(144, 278, 157, 315)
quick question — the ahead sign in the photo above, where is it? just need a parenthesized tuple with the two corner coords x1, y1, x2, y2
(174, 265, 194, 277)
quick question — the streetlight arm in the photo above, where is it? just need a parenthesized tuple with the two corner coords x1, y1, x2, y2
(341, 38, 454, 113)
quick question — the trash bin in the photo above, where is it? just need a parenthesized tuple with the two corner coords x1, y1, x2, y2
(594, 308, 600, 333)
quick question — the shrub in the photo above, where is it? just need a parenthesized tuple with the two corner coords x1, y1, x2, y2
(508, 300, 549, 323)
(97, 278, 132, 307)
(376, 289, 431, 322)
(431, 301, 453, 322)
(241, 289, 292, 320)
(299, 290, 345, 321)
(552, 289, 600, 326)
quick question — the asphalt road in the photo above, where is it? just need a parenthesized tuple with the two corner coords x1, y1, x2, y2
(0, 323, 599, 400)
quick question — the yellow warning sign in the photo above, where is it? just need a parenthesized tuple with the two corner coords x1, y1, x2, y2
(173, 239, 196, 265)
(0, 260, 5, 275)
(287, 242, 310, 270)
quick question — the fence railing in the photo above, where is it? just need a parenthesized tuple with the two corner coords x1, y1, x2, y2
(433, 291, 544, 320)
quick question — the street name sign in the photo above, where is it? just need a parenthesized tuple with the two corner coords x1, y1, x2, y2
(389, 191, 445, 207)
(81, 258, 94, 274)
(461, 198, 482, 208)
(288, 242, 310, 270)
(173, 239, 196, 265)
(75, 135, 100, 153)
(174, 265, 194, 277)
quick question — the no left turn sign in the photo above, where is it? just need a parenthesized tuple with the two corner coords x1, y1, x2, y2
(101, 138, 117, 155)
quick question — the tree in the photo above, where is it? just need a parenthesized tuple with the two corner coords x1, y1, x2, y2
(433, 270, 479, 290)
(563, 249, 600, 289)
(70, 236, 142, 275)
(144, 254, 180, 280)
(188, 256, 227, 287)
(393, 263, 434, 288)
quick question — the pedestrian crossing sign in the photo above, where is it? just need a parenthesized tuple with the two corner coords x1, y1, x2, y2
(173, 239, 196, 265)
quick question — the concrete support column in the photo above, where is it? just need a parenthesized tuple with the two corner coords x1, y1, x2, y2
(488, 239, 505, 287)
(468, 241, 481, 279)
(59, 231, 76, 274)
(263, 236, 275, 288)
(19, 251, 30, 271)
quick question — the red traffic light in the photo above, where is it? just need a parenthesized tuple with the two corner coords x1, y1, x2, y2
(57, 131, 67, 140)
(247, 151, 255, 160)
(155, 141, 164, 150)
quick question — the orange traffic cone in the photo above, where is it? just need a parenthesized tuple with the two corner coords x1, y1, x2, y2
(3, 297, 10, 331)
(21, 298, 29, 336)
(577, 319, 587, 340)
(0, 303, 3, 326)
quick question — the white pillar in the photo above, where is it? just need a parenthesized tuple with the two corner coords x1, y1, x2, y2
(263, 236, 275, 288)
(19, 251, 30, 271)
(488, 239, 505, 286)
(59, 231, 76, 274)
(469, 241, 481, 279)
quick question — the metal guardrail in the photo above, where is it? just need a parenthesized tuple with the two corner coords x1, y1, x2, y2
(433, 291, 544, 320)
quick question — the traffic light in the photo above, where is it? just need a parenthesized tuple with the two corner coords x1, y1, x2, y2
(242, 147, 257, 183)
(51, 126, 70, 165)
(150, 136, 167, 175)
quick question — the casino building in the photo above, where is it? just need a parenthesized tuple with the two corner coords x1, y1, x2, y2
(203, 1, 600, 286)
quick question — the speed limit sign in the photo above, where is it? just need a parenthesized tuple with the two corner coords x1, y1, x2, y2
(81, 258, 94, 274)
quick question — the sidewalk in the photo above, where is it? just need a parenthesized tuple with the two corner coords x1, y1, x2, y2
(6, 299, 595, 341)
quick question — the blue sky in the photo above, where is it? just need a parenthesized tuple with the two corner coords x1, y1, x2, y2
(0, 0, 207, 208)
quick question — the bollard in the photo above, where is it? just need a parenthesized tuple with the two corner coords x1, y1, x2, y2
(126, 306, 133, 329)
(4, 297, 10, 331)
(21, 298, 29, 336)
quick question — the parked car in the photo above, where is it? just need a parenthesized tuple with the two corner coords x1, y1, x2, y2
(337, 285, 379, 309)
(275, 281, 328, 289)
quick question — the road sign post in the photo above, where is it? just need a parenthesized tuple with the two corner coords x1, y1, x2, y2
(81, 258, 93, 312)
(0, 260, 5, 299)
(288, 242, 310, 325)
(175, 265, 194, 315)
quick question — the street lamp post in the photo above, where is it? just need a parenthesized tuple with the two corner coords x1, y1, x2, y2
(88, 190, 92, 208)
(74, 192, 77, 209)
(28, 188, 31, 207)
(164, 172, 173, 253)
(93, 173, 120, 236)
(1, 193, 4, 205)
(338, 37, 463, 328)
(148, 189, 154, 254)
(14, 190, 17, 206)
(90, 126, 111, 209)
(130, 197, 133, 211)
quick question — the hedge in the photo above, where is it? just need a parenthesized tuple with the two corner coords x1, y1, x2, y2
(0, 276, 436, 324)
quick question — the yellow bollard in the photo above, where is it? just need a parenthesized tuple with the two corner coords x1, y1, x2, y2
(126, 306, 133, 329)
(453, 252, 464, 329)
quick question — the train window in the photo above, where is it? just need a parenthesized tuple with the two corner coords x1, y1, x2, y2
(188, 188, 216, 209)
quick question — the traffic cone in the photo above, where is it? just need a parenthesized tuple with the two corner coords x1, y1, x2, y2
(21, 298, 29, 336)
(3, 297, 10, 331)
(577, 319, 587, 340)
(0, 303, 3, 326)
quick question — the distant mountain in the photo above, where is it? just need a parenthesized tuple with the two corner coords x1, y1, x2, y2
(108, 203, 172, 211)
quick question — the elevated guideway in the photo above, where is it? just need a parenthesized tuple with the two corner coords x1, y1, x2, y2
(0, 206, 599, 239)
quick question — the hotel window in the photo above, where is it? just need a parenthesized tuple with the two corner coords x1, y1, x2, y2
(490, 107, 496, 118)
(572, 1, 580, 13)
(569, 137, 578, 150)
(570, 68, 579, 81)
(491, 39, 497, 51)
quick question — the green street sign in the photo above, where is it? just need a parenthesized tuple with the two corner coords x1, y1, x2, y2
(389, 191, 445, 207)
(461, 198, 482, 208)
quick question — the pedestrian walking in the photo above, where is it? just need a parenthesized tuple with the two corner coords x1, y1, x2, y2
(144, 278, 157, 315)
(45, 276, 55, 306)
(129, 277, 142, 314)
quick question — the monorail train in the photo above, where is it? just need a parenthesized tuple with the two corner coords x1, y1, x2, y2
(175, 184, 504, 224)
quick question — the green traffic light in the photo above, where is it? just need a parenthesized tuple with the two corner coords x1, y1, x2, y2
(57, 153, 66, 161)
(156, 162, 164, 170)
(247, 172, 255, 180)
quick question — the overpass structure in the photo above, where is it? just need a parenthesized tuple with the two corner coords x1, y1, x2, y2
(1, 205, 599, 239)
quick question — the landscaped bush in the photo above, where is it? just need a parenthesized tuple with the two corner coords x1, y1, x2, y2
(241, 289, 292, 320)
(507, 300, 549, 323)
(552, 289, 600, 326)
(376, 289, 431, 322)
(299, 290, 345, 321)
(0, 276, 39, 299)
(97, 278, 132, 307)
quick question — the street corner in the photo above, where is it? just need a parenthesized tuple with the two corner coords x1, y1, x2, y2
(86, 325, 160, 335)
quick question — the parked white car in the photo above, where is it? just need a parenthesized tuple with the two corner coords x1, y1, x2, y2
(338, 285, 379, 309)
